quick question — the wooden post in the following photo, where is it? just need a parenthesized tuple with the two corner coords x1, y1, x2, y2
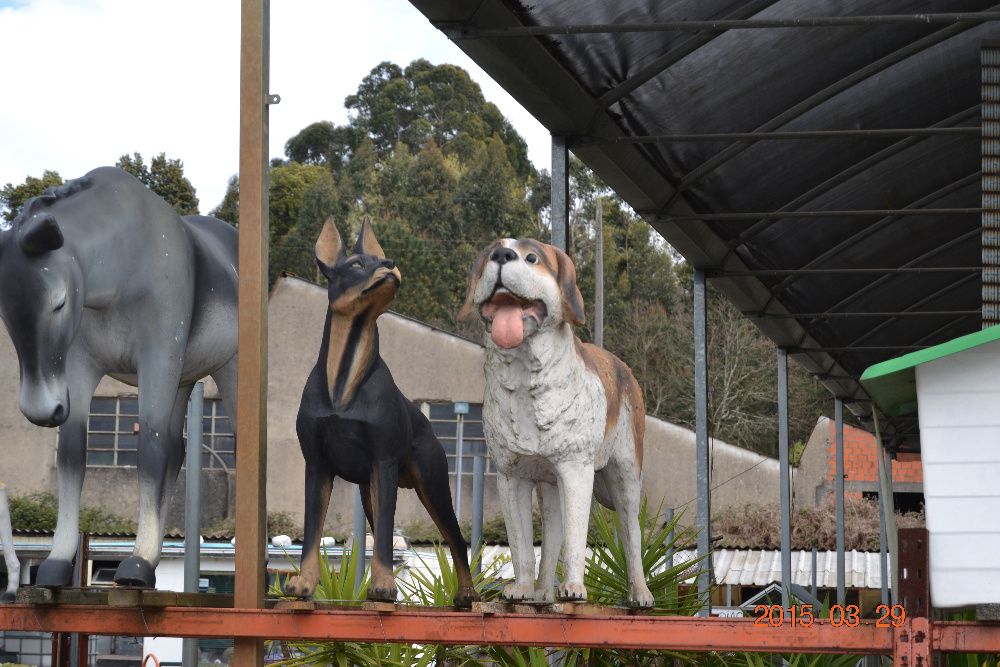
(235, 0, 269, 665)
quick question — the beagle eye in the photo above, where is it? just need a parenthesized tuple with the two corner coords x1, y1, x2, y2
(525, 253, 539, 264)
(350, 260, 363, 270)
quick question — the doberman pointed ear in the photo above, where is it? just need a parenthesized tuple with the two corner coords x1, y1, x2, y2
(551, 244, 586, 326)
(458, 241, 500, 321)
(353, 216, 385, 259)
(315, 216, 346, 277)
(19, 213, 64, 256)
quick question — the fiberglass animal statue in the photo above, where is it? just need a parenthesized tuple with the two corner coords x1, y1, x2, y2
(0, 166, 238, 589)
(282, 217, 477, 607)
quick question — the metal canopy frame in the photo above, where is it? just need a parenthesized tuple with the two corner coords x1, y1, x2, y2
(404, 1, 996, 440)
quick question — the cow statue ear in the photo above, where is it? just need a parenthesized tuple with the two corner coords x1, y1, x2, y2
(19, 213, 64, 256)
(315, 216, 346, 279)
(353, 216, 385, 259)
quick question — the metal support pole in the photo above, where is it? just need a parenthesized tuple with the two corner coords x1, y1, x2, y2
(471, 441, 486, 575)
(235, 0, 269, 664)
(353, 485, 366, 594)
(879, 460, 889, 606)
(183, 382, 205, 667)
(551, 135, 570, 252)
(595, 197, 604, 347)
(885, 446, 899, 606)
(693, 269, 711, 615)
(454, 416, 465, 522)
(811, 548, 818, 602)
(777, 348, 792, 609)
(835, 398, 846, 606)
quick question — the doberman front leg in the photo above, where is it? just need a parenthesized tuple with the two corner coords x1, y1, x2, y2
(283, 463, 334, 597)
(367, 459, 399, 602)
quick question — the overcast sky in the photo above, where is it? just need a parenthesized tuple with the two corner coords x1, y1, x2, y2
(0, 0, 550, 214)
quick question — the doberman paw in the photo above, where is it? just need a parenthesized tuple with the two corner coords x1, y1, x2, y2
(502, 582, 534, 601)
(453, 586, 479, 609)
(368, 572, 398, 602)
(283, 575, 317, 598)
(36, 559, 74, 587)
(557, 581, 588, 602)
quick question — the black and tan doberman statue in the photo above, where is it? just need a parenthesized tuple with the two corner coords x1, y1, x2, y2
(282, 217, 477, 607)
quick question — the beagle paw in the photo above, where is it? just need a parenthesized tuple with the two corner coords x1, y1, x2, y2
(283, 574, 318, 598)
(502, 582, 534, 601)
(533, 585, 555, 602)
(557, 581, 588, 602)
(628, 583, 655, 608)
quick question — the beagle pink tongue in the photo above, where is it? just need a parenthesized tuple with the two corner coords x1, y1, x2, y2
(491, 304, 524, 348)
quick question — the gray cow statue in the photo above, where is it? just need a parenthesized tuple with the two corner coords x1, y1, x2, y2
(0, 166, 238, 588)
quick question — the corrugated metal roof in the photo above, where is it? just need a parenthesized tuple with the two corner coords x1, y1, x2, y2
(465, 545, 888, 590)
(407, 0, 998, 449)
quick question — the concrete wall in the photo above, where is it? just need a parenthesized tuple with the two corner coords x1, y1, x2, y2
(0, 274, 785, 539)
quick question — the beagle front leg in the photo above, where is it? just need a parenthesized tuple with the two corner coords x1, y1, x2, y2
(498, 473, 536, 600)
(555, 460, 595, 601)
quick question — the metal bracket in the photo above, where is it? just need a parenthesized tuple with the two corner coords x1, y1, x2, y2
(266, 93, 281, 105)
(894, 617, 930, 667)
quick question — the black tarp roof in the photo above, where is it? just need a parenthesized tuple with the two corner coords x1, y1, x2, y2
(408, 0, 999, 449)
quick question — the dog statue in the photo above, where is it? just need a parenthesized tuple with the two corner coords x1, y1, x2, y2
(0, 483, 19, 602)
(460, 239, 654, 607)
(283, 217, 478, 607)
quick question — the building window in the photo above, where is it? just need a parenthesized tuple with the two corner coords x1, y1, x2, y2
(423, 402, 495, 476)
(86, 397, 138, 467)
(86, 396, 234, 470)
(193, 399, 235, 470)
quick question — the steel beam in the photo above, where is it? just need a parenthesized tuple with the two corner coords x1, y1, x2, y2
(777, 348, 792, 608)
(646, 208, 980, 222)
(445, 13, 1000, 37)
(714, 267, 979, 277)
(748, 310, 978, 319)
(835, 398, 846, 607)
(574, 127, 980, 144)
(0, 606, 897, 653)
(551, 136, 570, 251)
(235, 0, 269, 664)
(693, 269, 711, 616)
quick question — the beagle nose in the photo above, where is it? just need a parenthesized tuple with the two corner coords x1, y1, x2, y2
(491, 247, 518, 265)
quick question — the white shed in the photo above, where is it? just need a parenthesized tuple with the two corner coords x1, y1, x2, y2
(860, 325, 1000, 608)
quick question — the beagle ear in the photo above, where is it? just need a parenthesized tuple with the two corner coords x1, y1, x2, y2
(458, 241, 500, 321)
(552, 245, 586, 326)
(353, 216, 385, 259)
(315, 216, 346, 276)
(19, 213, 64, 256)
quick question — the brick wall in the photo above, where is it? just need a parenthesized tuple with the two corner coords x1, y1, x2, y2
(826, 420, 923, 496)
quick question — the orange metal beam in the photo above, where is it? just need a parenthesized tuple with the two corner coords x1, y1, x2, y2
(934, 621, 1000, 653)
(0, 606, 896, 654)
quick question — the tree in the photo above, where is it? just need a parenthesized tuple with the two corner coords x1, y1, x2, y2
(343, 59, 531, 180)
(1, 170, 63, 222)
(116, 152, 199, 215)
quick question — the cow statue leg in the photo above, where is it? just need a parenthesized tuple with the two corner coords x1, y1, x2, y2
(0, 484, 20, 602)
(114, 374, 190, 588)
(36, 359, 102, 587)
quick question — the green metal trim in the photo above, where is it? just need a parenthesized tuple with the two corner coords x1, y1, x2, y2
(860, 324, 1000, 416)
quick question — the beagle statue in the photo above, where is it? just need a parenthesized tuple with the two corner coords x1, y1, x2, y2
(460, 239, 653, 607)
